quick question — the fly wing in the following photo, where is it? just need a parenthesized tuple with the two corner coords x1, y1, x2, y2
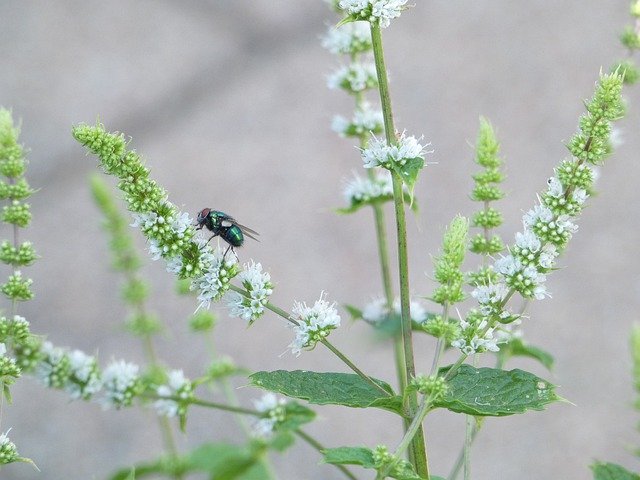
(237, 223, 260, 242)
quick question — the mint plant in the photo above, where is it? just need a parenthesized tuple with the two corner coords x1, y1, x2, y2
(1, 1, 638, 479)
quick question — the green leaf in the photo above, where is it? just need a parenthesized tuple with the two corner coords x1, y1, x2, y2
(391, 157, 424, 202)
(344, 304, 363, 321)
(249, 370, 403, 414)
(498, 337, 555, 371)
(188, 443, 259, 480)
(124, 470, 135, 480)
(591, 462, 640, 480)
(323, 447, 425, 480)
(323, 446, 376, 468)
(279, 401, 316, 431)
(435, 365, 561, 416)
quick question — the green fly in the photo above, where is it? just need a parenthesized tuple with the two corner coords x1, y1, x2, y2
(195, 208, 259, 258)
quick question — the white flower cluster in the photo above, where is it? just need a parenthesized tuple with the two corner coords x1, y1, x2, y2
(226, 260, 274, 324)
(361, 132, 430, 169)
(452, 171, 591, 356)
(343, 170, 393, 205)
(289, 293, 341, 356)
(101, 360, 141, 409)
(451, 315, 502, 356)
(34, 341, 69, 389)
(66, 349, 102, 400)
(251, 393, 287, 439)
(332, 103, 384, 138)
(192, 246, 240, 311)
(321, 21, 371, 55)
(339, 0, 408, 28)
(154, 369, 194, 418)
(327, 62, 377, 92)
(361, 295, 428, 325)
(131, 211, 193, 267)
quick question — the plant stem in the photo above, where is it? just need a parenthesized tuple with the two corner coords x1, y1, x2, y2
(295, 430, 359, 480)
(370, 20, 428, 477)
(230, 284, 391, 397)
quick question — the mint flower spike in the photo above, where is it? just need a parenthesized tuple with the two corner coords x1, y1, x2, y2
(453, 72, 625, 357)
(288, 292, 341, 356)
(73, 123, 241, 310)
(430, 215, 468, 306)
(101, 359, 142, 409)
(339, 0, 409, 29)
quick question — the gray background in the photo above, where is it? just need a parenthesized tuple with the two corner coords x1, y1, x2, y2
(1, 1, 640, 479)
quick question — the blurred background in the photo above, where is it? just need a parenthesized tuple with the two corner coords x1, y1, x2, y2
(1, 1, 640, 479)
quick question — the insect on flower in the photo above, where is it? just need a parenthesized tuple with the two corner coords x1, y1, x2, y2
(195, 208, 259, 258)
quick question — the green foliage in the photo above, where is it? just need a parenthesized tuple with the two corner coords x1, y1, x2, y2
(435, 365, 561, 416)
(250, 370, 403, 414)
(497, 337, 555, 371)
(591, 462, 640, 480)
(323, 446, 427, 480)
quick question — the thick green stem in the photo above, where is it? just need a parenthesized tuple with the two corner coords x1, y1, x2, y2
(370, 21, 428, 478)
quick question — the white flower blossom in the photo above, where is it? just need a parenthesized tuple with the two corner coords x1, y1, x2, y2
(523, 204, 554, 229)
(154, 369, 193, 418)
(192, 248, 239, 311)
(101, 360, 140, 409)
(343, 170, 393, 205)
(339, 0, 408, 28)
(226, 261, 273, 323)
(327, 62, 377, 92)
(361, 131, 429, 169)
(321, 21, 371, 55)
(251, 393, 287, 439)
(34, 341, 68, 388)
(66, 350, 102, 400)
(546, 176, 564, 197)
(332, 103, 384, 138)
(361, 295, 428, 325)
(289, 293, 341, 356)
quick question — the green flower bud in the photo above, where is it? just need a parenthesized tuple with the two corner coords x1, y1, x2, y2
(1, 271, 33, 301)
(430, 216, 468, 306)
(121, 278, 149, 304)
(189, 310, 216, 332)
(0, 179, 34, 200)
(621, 26, 640, 49)
(411, 374, 447, 400)
(125, 313, 161, 337)
(13, 336, 41, 372)
(2, 201, 31, 227)
(0, 241, 37, 266)
(612, 59, 640, 85)
(472, 208, 503, 229)
(421, 315, 461, 342)
(469, 234, 504, 256)
(632, 1, 640, 17)
(0, 355, 21, 386)
(475, 117, 501, 168)
(0, 432, 19, 465)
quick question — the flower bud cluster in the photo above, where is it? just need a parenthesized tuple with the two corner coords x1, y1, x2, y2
(431, 216, 468, 306)
(0, 109, 36, 304)
(614, 1, 640, 85)
(411, 374, 447, 401)
(226, 260, 273, 325)
(0, 431, 19, 465)
(342, 170, 394, 210)
(469, 118, 505, 261)
(327, 62, 378, 93)
(289, 293, 341, 356)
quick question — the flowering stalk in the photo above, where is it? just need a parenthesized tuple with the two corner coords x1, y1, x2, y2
(369, 19, 429, 477)
(90, 176, 182, 468)
(0, 108, 39, 469)
(323, 9, 406, 397)
(388, 71, 625, 474)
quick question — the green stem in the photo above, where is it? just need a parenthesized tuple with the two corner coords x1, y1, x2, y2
(231, 284, 391, 397)
(295, 430, 359, 480)
(370, 20, 428, 477)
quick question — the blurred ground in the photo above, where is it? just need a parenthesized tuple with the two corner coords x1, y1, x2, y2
(1, 1, 640, 479)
